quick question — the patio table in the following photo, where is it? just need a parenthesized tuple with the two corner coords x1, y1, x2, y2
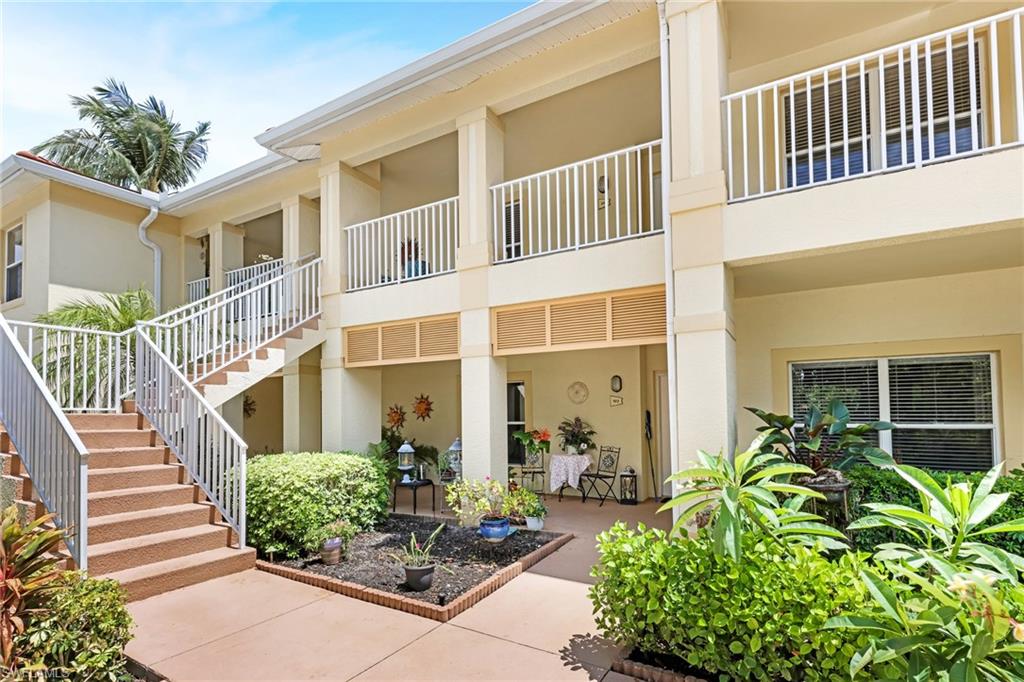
(549, 453, 593, 493)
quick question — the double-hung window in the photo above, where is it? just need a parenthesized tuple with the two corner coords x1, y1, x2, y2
(4, 225, 23, 303)
(783, 38, 984, 188)
(790, 353, 997, 472)
(507, 380, 527, 465)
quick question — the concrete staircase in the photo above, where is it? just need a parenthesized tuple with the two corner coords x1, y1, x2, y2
(1, 405, 256, 601)
(197, 316, 323, 408)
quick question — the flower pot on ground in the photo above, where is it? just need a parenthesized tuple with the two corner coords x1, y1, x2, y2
(389, 522, 445, 591)
(505, 487, 548, 531)
(479, 515, 511, 543)
(306, 520, 357, 566)
(526, 516, 545, 531)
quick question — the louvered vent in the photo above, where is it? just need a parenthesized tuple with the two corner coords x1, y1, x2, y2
(346, 328, 380, 364)
(611, 290, 666, 340)
(420, 317, 459, 357)
(381, 323, 417, 360)
(550, 299, 607, 345)
(495, 307, 547, 351)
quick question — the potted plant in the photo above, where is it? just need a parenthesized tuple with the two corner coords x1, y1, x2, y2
(445, 478, 510, 541)
(389, 523, 445, 592)
(503, 486, 542, 527)
(747, 399, 893, 501)
(306, 520, 356, 566)
(557, 417, 596, 455)
(523, 495, 548, 531)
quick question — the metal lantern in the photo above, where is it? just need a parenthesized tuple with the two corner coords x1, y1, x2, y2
(445, 437, 463, 482)
(619, 469, 638, 505)
(397, 441, 416, 482)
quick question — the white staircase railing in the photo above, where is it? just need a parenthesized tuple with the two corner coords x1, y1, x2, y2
(135, 331, 246, 545)
(139, 256, 322, 384)
(225, 258, 285, 289)
(186, 277, 210, 303)
(6, 321, 134, 413)
(0, 314, 89, 568)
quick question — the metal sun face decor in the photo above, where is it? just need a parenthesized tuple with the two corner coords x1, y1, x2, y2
(386, 404, 407, 430)
(412, 394, 434, 421)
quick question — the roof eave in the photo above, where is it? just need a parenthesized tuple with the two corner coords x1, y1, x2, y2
(2, 154, 158, 208)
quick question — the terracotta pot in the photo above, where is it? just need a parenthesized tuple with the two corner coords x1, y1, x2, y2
(404, 564, 436, 591)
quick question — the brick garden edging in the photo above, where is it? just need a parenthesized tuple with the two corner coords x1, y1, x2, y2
(256, 530, 574, 622)
(612, 655, 708, 682)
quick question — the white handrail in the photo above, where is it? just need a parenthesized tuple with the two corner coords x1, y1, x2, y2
(723, 8, 1024, 202)
(186, 277, 210, 303)
(344, 197, 459, 291)
(225, 258, 284, 288)
(135, 330, 246, 545)
(490, 140, 663, 263)
(7, 320, 134, 413)
(139, 257, 322, 383)
(0, 314, 89, 568)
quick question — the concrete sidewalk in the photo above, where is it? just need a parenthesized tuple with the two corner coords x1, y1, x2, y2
(127, 569, 630, 681)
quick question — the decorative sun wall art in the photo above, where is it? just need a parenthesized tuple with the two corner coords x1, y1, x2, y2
(412, 394, 434, 421)
(386, 404, 407, 429)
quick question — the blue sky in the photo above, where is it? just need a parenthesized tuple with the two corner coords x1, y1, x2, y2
(1, 1, 531, 184)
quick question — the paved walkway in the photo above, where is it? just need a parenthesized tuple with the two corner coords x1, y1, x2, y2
(127, 500, 669, 680)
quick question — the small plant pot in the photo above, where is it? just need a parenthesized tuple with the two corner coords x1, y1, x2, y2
(566, 445, 578, 455)
(320, 537, 343, 566)
(403, 564, 436, 592)
(479, 516, 511, 543)
(525, 516, 545, 531)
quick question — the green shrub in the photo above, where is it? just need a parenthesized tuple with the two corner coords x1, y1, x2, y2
(846, 465, 1024, 555)
(247, 452, 390, 558)
(17, 572, 133, 681)
(590, 523, 872, 682)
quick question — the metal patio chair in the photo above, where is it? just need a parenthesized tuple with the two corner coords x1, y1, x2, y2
(580, 445, 620, 507)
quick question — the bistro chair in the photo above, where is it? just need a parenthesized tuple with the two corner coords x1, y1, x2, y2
(519, 448, 547, 494)
(580, 445, 621, 506)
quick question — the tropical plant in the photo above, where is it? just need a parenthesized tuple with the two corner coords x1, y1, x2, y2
(503, 486, 544, 520)
(33, 79, 210, 192)
(304, 520, 357, 555)
(849, 455, 1024, 577)
(658, 432, 847, 561)
(556, 417, 595, 451)
(747, 400, 892, 475)
(36, 287, 155, 332)
(512, 428, 551, 457)
(389, 523, 445, 568)
(591, 523, 873, 682)
(16, 571, 133, 681)
(445, 478, 506, 526)
(0, 506, 67, 667)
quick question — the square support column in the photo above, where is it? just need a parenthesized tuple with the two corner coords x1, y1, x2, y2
(321, 328, 382, 452)
(460, 311, 507, 483)
(282, 196, 320, 263)
(319, 161, 380, 295)
(283, 347, 322, 452)
(208, 222, 244, 293)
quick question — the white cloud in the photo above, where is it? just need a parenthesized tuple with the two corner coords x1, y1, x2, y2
(1, 2, 425, 184)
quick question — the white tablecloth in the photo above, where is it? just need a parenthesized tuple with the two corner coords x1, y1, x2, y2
(549, 454, 593, 492)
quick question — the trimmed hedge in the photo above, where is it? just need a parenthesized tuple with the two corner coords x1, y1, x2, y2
(590, 523, 872, 682)
(247, 452, 390, 558)
(18, 572, 133, 680)
(846, 465, 1024, 555)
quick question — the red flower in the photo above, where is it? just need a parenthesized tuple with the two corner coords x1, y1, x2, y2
(537, 428, 551, 442)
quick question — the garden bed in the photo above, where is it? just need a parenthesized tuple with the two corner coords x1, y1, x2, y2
(613, 649, 709, 682)
(258, 514, 572, 622)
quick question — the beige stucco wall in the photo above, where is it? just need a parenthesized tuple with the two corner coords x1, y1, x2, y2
(0, 183, 50, 321)
(734, 266, 1024, 469)
(243, 376, 284, 455)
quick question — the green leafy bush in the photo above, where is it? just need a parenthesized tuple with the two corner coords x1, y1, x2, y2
(17, 572, 133, 681)
(846, 465, 1024, 555)
(247, 452, 390, 558)
(591, 523, 872, 681)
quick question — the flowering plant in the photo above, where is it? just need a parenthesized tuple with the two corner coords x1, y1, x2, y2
(445, 478, 507, 526)
(388, 523, 445, 568)
(512, 428, 551, 457)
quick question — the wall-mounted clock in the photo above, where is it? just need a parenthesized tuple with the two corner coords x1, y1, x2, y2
(567, 381, 590, 404)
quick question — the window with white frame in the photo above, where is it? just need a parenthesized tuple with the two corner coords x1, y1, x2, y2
(783, 40, 983, 188)
(790, 354, 997, 472)
(4, 225, 23, 303)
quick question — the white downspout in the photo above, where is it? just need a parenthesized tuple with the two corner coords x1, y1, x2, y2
(137, 204, 162, 311)
(657, 0, 680, 501)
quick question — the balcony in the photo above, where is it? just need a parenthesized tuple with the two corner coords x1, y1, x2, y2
(722, 8, 1024, 203)
(185, 258, 285, 303)
(490, 140, 663, 263)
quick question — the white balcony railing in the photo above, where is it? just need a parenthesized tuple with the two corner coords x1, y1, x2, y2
(186, 277, 210, 303)
(490, 141, 663, 264)
(723, 8, 1024, 202)
(6, 320, 134, 413)
(344, 197, 459, 291)
(225, 257, 285, 289)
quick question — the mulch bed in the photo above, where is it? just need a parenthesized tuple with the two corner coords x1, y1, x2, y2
(614, 649, 710, 682)
(259, 514, 573, 621)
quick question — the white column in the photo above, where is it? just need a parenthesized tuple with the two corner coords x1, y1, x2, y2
(282, 195, 320, 263)
(321, 327, 381, 452)
(460, 311, 507, 483)
(283, 347, 322, 452)
(208, 222, 244, 292)
(666, 0, 737, 466)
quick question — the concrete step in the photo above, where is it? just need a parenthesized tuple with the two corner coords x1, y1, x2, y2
(2, 473, 28, 500)
(89, 484, 194, 517)
(88, 447, 167, 469)
(88, 503, 213, 544)
(88, 464, 181, 493)
(66, 413, 141, 430)
(105, 546, 257, 602)
(77, 429, 154, 449)
(89, 524, 230, 575)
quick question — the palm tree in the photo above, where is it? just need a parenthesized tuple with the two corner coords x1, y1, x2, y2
(33, 79, 210, 192)
(37, 287, 156, 332)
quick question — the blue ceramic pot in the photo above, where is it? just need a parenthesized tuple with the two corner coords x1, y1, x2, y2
(479, 516, 511, 543)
